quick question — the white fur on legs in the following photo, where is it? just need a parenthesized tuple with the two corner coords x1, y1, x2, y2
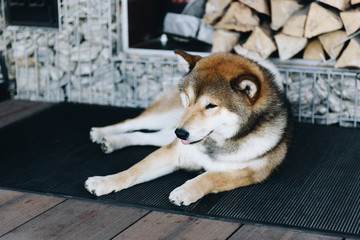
(100, 129, 176, 153)
(90, 110, 182, 144)
(90, 127, 107, 143)
(85, 143, 180, 196)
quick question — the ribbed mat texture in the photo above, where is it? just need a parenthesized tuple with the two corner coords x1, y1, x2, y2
(0, 103, 359, 238)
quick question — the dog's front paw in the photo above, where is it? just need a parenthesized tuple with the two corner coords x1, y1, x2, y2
(101, 138, 114, 154)
(90, 127, 104, 143)
(169, 183, 203, 206)
(85, 176, 117, 196)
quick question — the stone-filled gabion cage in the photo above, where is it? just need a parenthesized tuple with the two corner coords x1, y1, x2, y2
(0, 0, 359, 128)
(1, 0, 123, 104)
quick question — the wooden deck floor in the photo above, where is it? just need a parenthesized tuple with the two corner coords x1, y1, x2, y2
(0, 100, 352, 240)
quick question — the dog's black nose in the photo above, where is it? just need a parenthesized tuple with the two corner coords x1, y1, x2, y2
(175, 128, 189, 140)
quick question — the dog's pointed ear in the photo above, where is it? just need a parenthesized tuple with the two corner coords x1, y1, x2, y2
(230, 75, 261, 104)
(174, 49, 202, 72)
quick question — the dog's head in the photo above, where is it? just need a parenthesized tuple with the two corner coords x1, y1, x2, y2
(174, 50, 280, 145)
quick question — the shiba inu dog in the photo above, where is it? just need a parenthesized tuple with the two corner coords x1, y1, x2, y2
(85, 50, 292, 206)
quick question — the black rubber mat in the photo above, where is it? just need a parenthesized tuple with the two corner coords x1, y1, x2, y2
(1, 103, 360, 238)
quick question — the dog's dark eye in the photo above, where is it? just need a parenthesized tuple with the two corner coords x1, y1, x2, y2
(206, 103, 218, 109)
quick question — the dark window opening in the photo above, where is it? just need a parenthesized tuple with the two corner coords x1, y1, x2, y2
(5, 0, 59, 28)
(126, 0, 212, 53)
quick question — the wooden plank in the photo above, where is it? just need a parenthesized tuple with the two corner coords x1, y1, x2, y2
(53, 204, 149, 240)
(113, 212, 191, 240)
(0, 199, 148, 240)
(0, 100, 52, 128)
(228, 225, 343, 240)
(171, 218, 240, 240)
(113, 211, 240, 240)
(0, 100, 37, 117)
(0, 189, 65, 237)
(0, 189, 24, 205)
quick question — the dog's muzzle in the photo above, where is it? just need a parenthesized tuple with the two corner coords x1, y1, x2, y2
(175, 128, 189, 140)
(175, 128, 191, 145)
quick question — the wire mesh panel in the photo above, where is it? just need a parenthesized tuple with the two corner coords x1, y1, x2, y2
(279, 66, 359, 128)
(58, 0, 118, 104)
(110, 56, 183, 107)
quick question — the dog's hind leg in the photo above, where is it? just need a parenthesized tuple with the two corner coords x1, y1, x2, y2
(85, 141, 181, 196)
(100, 128, 176, 153)
(90, 87, 183, 143)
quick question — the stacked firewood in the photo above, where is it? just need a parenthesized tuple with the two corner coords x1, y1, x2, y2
(204, 0, 360, 68)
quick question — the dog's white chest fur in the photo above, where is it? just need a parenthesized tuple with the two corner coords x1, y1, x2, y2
(177, 139, 267, 172)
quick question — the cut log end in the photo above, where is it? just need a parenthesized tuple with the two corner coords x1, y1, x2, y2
(282, 10, 307, 37)
(303, 39, 325, 61)
(242, 27, 277, 59)
(340, 11, 360, 35)
(319, 30, 347, 59)
(335, 38, 360, 68)
(234, 44, 262, 59)
(304, 2, 343, 38)
(215, 2, 259, 32)
(318, 0, 350, 11)
(270, 0, 303, 31)
(239, 0, 270, 15)
(203, 0, 232, 25)
(275, 33, 308, 60)
(212, 30, 240, 53)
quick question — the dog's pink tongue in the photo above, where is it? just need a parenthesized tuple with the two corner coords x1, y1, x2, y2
(181, 139, 190, 145)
